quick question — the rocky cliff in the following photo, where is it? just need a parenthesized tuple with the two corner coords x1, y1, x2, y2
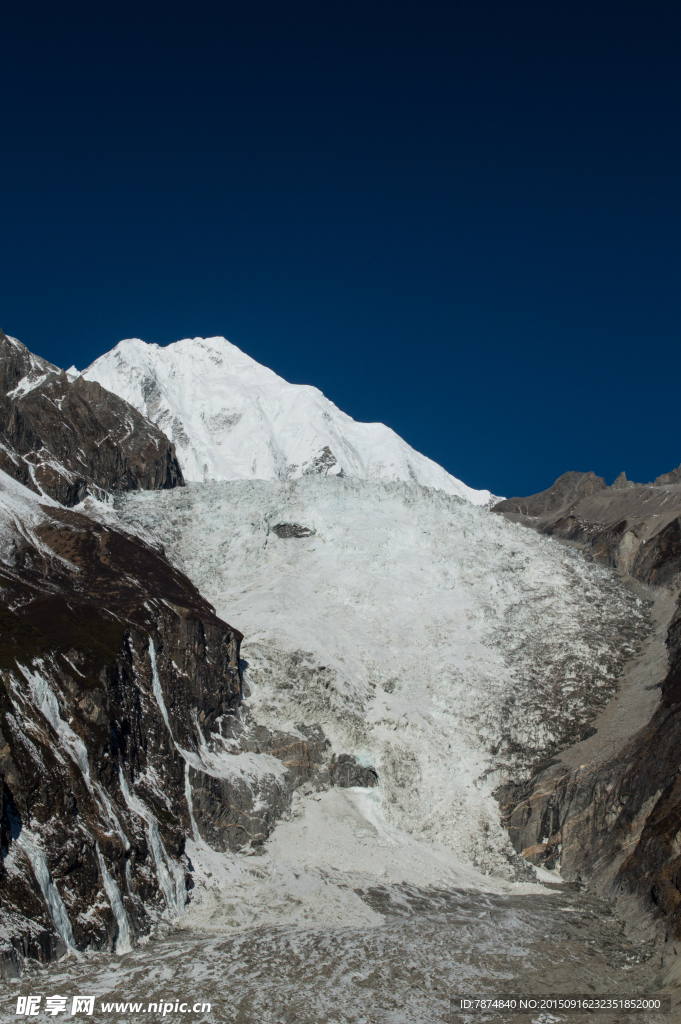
(0, 468, 239, 973)
(0, 331, 183, 505)
(494, 469, 681, 941)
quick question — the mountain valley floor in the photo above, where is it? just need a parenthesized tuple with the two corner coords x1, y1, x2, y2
(2, 881, 674, 1024)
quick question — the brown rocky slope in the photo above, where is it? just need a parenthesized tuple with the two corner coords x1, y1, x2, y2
(493, 469, 681, 944)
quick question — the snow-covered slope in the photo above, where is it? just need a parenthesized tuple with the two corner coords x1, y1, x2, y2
(79, 336, 491, 504)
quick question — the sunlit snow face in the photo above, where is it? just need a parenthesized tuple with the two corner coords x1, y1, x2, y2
(81, 336, 492, 502)
(120, 477, 648, 885)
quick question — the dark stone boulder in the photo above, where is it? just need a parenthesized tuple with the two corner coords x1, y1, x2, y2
(271, 522, 316, 539)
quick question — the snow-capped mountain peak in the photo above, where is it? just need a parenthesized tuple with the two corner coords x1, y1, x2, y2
(79, 336, 491, 504)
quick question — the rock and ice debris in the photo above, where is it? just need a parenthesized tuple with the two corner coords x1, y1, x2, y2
(79, 335, 491, 503)
(1, 459, 666, 1011)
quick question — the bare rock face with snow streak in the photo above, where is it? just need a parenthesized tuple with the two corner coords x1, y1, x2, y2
(0, 331, 183, 506)
(79, 335, 492, 504)
(0, 471, 357, 977)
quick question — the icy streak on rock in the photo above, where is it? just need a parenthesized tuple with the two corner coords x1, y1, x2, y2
(118, 770, 186, 919)
(124, 858, 134, 896)
(17, 663, 92, 787)
(95, 846, 133, 954)
(149, 639, 171, 734)
(93, 783, 131, 851)
(148, 639, 202, 844)
(184, 761, 201, 843)
(17, 834, 77, 952)
(17, 661, 130, 845)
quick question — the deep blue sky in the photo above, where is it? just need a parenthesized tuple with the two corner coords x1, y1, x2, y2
(2, 2, 680, 497)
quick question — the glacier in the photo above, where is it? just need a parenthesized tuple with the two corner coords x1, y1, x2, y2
(119, 477, 647, 888)
(77, 335, 491, 503)
(4, 333, 674, 1017)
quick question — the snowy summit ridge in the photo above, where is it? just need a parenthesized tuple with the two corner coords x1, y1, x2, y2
(80, 336, 490, 504)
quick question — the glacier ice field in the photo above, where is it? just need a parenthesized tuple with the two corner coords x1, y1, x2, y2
(118, 477, 648, 894)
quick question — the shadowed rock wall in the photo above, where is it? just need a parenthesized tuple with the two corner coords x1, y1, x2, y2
(0, 331, 183, 505)
(0, 476, 241, 974)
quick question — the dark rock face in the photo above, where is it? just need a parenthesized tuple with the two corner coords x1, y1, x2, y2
(500, 597, 681, 939)
(303, 445, 344, 476)
(184, 721, 377, 853)
(271, 522, 316, 539)
(0, 471, 241, 973)
(0, 332, 183, 506)
(186, 721, 328, 852)
(328, 754, 378, 789)
(494, 466, 681, 940)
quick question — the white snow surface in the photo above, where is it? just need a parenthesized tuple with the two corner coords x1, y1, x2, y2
(119, 477, 646, 907)
(79, 335, 491, 503)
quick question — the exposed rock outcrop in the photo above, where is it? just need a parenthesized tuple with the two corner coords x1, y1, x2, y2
(0, 331, 183, 506)
(500, 593, 681, 939)
(655, 464, 681, 487)
(0, 469, 240, 974)
(494, 470, 608, 519)
(493, 469, 681, 587)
